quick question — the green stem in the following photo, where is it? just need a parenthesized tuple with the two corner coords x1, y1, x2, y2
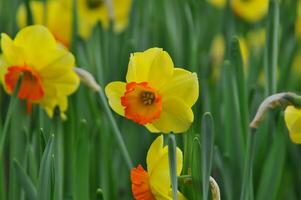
(167, 134, 178, 200)
(264, 0, 279, 95)
(98, 88, 133, 170)
(0, 77, 22, 157)
(240, 129, 256, 200)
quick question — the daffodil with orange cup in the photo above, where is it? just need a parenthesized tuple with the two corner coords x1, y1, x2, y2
(0, 25, 79, 118)
(105, 47, 199, 133)
(131, 135, 186, 199)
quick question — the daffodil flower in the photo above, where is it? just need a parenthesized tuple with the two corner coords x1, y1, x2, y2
(74, 0, 132, 36)
(18, 0, 72, 48)
(105, 47, 199, 133)
(284, 106, 301, 143)
(231, 0, 268, 23)
(131, 135, 186, 200)
(18, 0, 132, 47)
(0, 25, 79, 118)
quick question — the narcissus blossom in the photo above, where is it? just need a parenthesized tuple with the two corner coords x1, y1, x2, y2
(284, 106, 301, 144)
(18, 0, 132, 47)
(231, 0, 268, 23)
(131, 135, 186, 200)
(17, 0, 72, 48)
(105, 48, 199, 133)
(73, 0, 132, 36)
(0, 25, 79, 118)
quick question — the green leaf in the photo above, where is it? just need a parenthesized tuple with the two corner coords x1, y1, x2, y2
(37, 134, 54, 200)
(264, 0, 280, 95)
(201, 113, 215, 200)
(230, 37, 249, 138)
(191, 136, 202, 200)
(13, 160, 37, 200)
(167, 134, 178, 200)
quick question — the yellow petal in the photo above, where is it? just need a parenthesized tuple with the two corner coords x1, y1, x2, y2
(126, 48, 162, 83)
(145, 124, 160, 133)
(159, 68, 199, 107)
(152, 97, 194, 133)
(105, 81, 126, 116)
(146, 135, 164, 174)
(113, 0, 132, 32)
(0, 54, 8, 83)
(149, 146, 183, 199)
(40, 95, 68, 119)
(284, 106, 301, 143)
(148, 50, 174, 89)
(14, 25, 58, 69)
(1, 33, 25, 66)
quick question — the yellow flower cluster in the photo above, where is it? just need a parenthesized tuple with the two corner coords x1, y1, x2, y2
(18, 0, 132, 47)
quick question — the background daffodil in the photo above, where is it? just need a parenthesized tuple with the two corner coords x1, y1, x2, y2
(284, 106, 301, 144)
(17, 0, 132, 46)
(0, 25, 79, 118)
(105, 47, 199, 133)
(231, 0, 269, 23)
(74, 0, 132, 37)
(18, 0, 72, 48)
(131, 135, 186, 200)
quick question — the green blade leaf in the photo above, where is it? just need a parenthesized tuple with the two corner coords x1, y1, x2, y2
(13, 159, 37, 200)
(201, 112, 215, 200)
(167, 134, 178, 200)
(191, 136, 202, 200)
(37, 134, 54, 200)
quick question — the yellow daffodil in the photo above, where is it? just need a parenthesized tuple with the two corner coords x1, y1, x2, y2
(18, 0, 132, 47)
(284, 106, 301, 143)
(231, 0, 269, 23)
(0, 25, 79, 118)
(207, 0, 225, 9)
(131, 135, 186, 200)
(18, 0, 72, 48)
(73, 0, 132, 37)
(105, 47, 199, 133)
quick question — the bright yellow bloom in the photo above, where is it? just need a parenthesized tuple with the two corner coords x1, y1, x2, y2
(105, 48, 199, 133)
(17, 0, 132, 47)
(18, 0, 72, 48)
(284, 106, 301, 144)
(131, 135, 186, 200)
(207, 0, 225, 9)
(74, 0, 132, 37)
(0, 25, 79, 118)
(231, 0, 269, 23)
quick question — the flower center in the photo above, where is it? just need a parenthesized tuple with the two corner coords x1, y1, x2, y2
(121, 82, 162, 125)
(5, 65, 45, 101)
(141, 91, 155, 105)
(131, 165, 155, 200)
(87, 0, 104, 9)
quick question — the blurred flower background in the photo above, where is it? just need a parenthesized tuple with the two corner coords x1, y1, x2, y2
(0, 0, 301, 199)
